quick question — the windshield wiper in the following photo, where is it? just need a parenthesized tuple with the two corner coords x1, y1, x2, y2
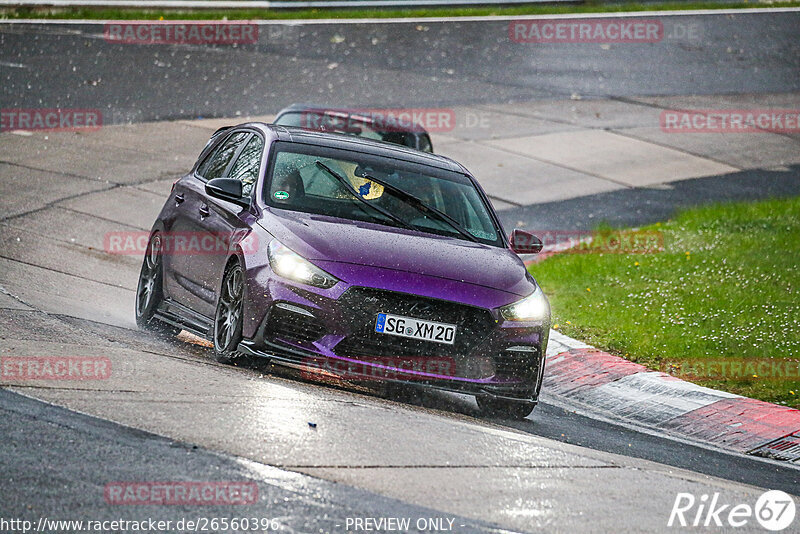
(314, 161, 413, 230)
(357, 171, 479, 243)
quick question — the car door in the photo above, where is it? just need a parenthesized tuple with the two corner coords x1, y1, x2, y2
(191, 131, 265, 319)
(164, 131, 250, 317)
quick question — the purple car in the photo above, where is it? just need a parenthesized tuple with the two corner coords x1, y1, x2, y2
(136, 123, 549, 418)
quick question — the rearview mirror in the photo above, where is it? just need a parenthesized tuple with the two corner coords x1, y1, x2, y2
(205, 178, 249, 207)
(510, 229, 543, 254)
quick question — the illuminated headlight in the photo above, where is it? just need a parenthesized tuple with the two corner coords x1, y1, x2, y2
(267, 240, 339, 289)
(499, 286, 550, 322)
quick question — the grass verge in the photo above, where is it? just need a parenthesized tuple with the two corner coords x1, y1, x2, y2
(2, 0, 799, 20)
(530, 196, 800, 408)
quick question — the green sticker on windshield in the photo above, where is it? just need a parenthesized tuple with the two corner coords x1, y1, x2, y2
(274, 191, 289, 200)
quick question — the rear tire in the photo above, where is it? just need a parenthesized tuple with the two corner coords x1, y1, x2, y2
(135, 233, 180, 336)
(477, 396, 536, 420)
(213, 262, 244, 364)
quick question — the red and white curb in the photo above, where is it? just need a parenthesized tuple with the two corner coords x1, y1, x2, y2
(544, 330, 800, 463)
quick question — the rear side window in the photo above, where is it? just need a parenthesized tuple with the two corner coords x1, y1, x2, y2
(197, 132, 249, 180)
(227, 135, 264, 197)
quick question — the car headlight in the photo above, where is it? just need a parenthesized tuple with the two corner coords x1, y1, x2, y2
(499, 286, 550, 322)
(267, 240, 339, 289)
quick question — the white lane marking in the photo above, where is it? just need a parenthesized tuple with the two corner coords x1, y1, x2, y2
(542, 389, 800, 470)
(2, 7, 799, 26)
(549, 329, 591, 351)
(572, 371, 741, 425)
(545, 341, 571, 358)
(0, 61, 27, 68)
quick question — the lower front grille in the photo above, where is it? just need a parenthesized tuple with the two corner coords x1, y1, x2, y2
(264, 304, 326, 345)
(335, 337, 427, 359)
(335, 287, 495, 360)
(494, 347, 540, 380)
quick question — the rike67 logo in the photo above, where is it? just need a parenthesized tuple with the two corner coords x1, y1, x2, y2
(668, 490, 796, 531)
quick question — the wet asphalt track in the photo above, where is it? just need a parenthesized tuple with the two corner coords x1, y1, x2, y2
(1, 11, 800, 123)
(1, 10, 800, 533)
(1, 389, 503, 534)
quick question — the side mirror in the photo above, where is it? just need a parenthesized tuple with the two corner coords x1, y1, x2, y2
(205, 178, 249, 207)
(510, 229, 543, 254)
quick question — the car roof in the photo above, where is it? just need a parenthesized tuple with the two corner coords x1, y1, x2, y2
(274, 103, 430, 135)
(238, 122, 466, 174)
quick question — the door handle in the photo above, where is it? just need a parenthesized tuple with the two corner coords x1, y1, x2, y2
(199, 204, 210, 218)
(174, 193, 185, 205)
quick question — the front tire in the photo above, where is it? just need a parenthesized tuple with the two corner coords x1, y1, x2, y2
(135, 233, 179, 336)
(213, 262, 244, 364)
(477, 396, 536, 420)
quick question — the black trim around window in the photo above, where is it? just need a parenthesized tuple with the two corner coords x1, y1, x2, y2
(194, 128, 265, 184)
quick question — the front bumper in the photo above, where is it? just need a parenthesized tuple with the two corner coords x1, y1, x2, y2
(240, 278, 547, 402)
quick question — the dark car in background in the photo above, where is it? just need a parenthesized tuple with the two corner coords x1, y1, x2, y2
(274, 103, 434, 153)
(135, 123, 549, 418)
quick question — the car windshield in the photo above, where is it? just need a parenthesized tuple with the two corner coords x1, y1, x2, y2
(274, 111, 422, 151)
(265, 142, 502, 246)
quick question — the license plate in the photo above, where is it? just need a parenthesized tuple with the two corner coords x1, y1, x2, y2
(375, 313, 456, 345)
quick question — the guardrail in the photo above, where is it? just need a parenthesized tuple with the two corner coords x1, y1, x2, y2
(0, 0, 578, 8)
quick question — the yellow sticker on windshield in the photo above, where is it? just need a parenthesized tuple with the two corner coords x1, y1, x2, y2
(347, 176, 384, 200)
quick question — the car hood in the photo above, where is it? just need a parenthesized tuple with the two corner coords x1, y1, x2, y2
(258, 210, 533, 298)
